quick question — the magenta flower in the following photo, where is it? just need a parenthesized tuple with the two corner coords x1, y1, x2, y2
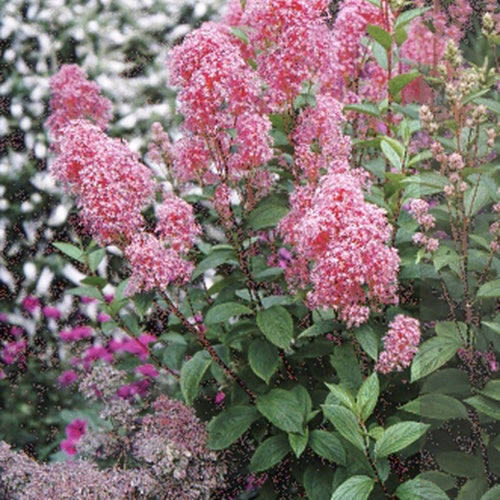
(66, 418, 87, 441)
(22, 295, 41, 314)
(58, 370, 78, 387)
(42, 306, 61, 320)
(60, 439, 77, 456)
(1, 340, 27, 365)
(116, 379, 150, 399)
(97, 312, 111, 323)
(135, 364, 159, 378)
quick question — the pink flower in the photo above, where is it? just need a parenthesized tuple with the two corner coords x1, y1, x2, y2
(10, 326, 24, 338)
(58, 370, 78, 387)
(22, 295, 40, 314)
(46, 64, 112, 139)
(1, 340, 27, 365)
(66, 418, 87, 441)
(97, 312, 111, 323)
(135, 364, 159, 378)
(375, 315, 421, 374)
(116, 379, 150, 399)
(59, 326, 92, 342)
(42, 305, 61, 320)
(215, 391, 225, 404)
(60, 439, 77, 456)
(82, 345, 113, 368)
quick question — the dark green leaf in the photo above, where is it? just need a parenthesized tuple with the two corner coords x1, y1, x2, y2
(354, 325, 379, 361)
(303, 464, 334, 500)
(331, 475, 374, 500)
(400, 394, 468, 420)
(180, 351, 212, 404)
(256, 306, 294, 349)
(374, 422, 429, 458)
(325, 383, 356, 410)
(256, 389, 304, 434)
(247, 196, 290, 230)
(411, 336, 462, 382)
(192, 248, 236, 279)
(479, 380, 500, 401)
(80, 276, 107, 288)
(322, 404, 365, 451)
(366, 24, 392, 50)
(205, 302, 253, 324)
(464, 395, 500, 420)
(298, 320, 335, 339)
(481, 485, 500, 500)
(52, 242, 85, 263)
(388, 72, 420, 97)
(421, 368, 470, 396)
(249, 434, 289, 473)
(207, 405, 259, 450)
(395, 7, 431, 29)
(436, 451, 483, 478)
(477, 280, 500, 298)
(356, 373, 379, 422)
(309, 430, 346, 465)
(396, 478, 449, 500)
(435, 321, 467, 342)
(418, 471, 456, 491)
(289, 428, 308, 458)
(457, 478, 488, 500)
(248, 339, 280, 384)
(464, 178, 491, 217)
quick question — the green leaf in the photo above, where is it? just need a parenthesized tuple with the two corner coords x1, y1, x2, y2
(256, 389, 304, 434)
(395, 7, 431, 29)
(418, 471, 456, 492)
(477, 280, 500, 298)
(482, 321, 500, 335)
(400, 394, 468, 420)
(325, 383, 356, 410)
(322, 405, 365, 452)
(231, 26, 249, 44)
(457, 478, 488, 500)
(374, 422, 429, 458)
(180, 351, 212, 404)
(381, 139, 402, 170)
(343, 103, 381, 118)
(435, 321, 467, 343)
(304, 465, 334, 500)
(309, 430, 346, 465)
(354, 325, 379, 361)
(53, 241, 85, 263)
(298, 320, 335, 339)
(421, 368, 470, 396)
(88, 248, 106, 272)
(356, 373, 379, 422)
(396, 478, 449, 500)
(464, 178, 491, 217)
(256, 306, 294, 349)
(388, 72, 420, 98)
(207, 405, 259, 450)
(464, 395, 500, 420)
(479, 380, 500, 401)
(249, 434, 289, 473)
(205, 302, 253, 324)
(366, 24, 392, 50)
(80, 276, 107, 288)
(291, 385, 313, 421)
(435, 451, 483, 478)
(270, 129, 290, 146)
(394, 27, 408, 46)
(192, 248, 237, 279)
(247, 195, 290, 230)
(289, 427, 309, 458)
(371, 39, 388, 70)
(331, 475, 374, 500)
(248, 339, 280, 384)
(67, 285, 103, 300)
(481, 485, 500, 500)
(411, 336, 462, 382)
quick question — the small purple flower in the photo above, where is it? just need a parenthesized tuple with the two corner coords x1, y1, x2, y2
(22, 295, 40, 314)
(58, 370, 78, 387)
(135, 364, 159, 378)
(215, 391, 225, 404)
(97, 312, 111, 323)
(42, 305, 61, 320)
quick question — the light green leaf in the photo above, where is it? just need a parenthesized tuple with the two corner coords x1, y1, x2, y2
(309, 430, 346, 465)
(205, 302, 253, 324)
(207, 405, 259, 450)
(249, 434, 289, 473)
(325, 383, 356, 410)
(477, 280, 500, 298)
(481, 485, 500, 500)
(479, 380, 500, 401)
(395, 7, 431, 29)
(231, 26, 249, 44)
(356, 373, 379, 422)
(322, 404, 365, 452)
(248, 339, 280, 384)
(366, 24, 392, 50)
(256, 389, 304, 434)
(411, 336, 462, 382)
(298, 320, 335, 339)
(256, 305, 294, 349)
(389, 72, 420, 98)
(192, 248, 237, 279)
(464, 395, 500, 420)
(374, 422, 429, 458)
(67, 285, 103, 301)
(289, 427, 309, 458)
(381, 139, 402, 170)
(396, 478, 449, 500)
(354, 325, 379, 361)
(400, 394, 468, 420)
(435, 321, 467, 343)
(180, 351, 212, 404)
(343, 103, 381, 118)
(331, 475, 374, 500)
(53, 241, 85, 263)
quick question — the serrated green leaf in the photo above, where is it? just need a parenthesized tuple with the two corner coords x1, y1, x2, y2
(298, 320, 335, 339)
(356, 373, 379, 422)
(395, 7, 431, 29)
(389, 72, 420, 98)
(331, 475, 374, 500)
(247, 196, 289, 230)
(257, 389, 304, 434)
(354, 324, 379, 361)
(480, 380, 500, 401)
(381, 139, 402, 170)
(396, 478, 449, 500)
(374, 422, 429, 458)
(400, 394, 468, 420)
(411, 336, 462, 382)
(67, 285, 103, 300)
(192, 249, 237, 279)
(465, 395, 500, 420)
(256, 305, 294, 349)
(289, 427, 308, 458)
(248, 339, 280, 384)
(207, 405, 259, 450)
(231, 26, 249, 44)
(87, 248, 106, 272)
(180, 351, 212, 404)
(435, 321, 467, 342)
(436, 451, 483, 478)
(53, 242, 85, 263)
(249, 434, 289, 473)
(366, 24, 392, 50)
(481, 485, 500, 500)
(343, 103, 381, 118)
(322, 404, 365, 452)
(205, 302, 253, 324)
(325, 383, 356, 410)
(309, 430, 346, 465)
(477, 280, 500, 298)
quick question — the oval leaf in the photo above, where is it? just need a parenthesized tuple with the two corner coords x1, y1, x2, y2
(249, 434, 289, 473)
(180, 351, 212, 404)
(477, 280, 500, 298)
(322, 404, 365, 451)
(248, 339, 280, 384)
(331, 475, 374, 500)
(256, 389, 304, 434)
(309, 430, 346, 465)
(356, 373, 379, 422)
(256, 305, 294, 349)
(396, 478, 449, 500)
(208, 405, 259, 450)
(374, 421, 429, 458)
(205, 302, 253, 324)
(400, 394, 468, 421)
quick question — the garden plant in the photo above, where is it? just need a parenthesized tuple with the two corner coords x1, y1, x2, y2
(0, 0, 499, 498)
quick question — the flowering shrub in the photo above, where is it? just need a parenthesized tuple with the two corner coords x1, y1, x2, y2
(1, 0, 499, 498)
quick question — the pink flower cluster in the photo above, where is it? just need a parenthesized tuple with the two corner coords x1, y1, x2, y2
(61, 418, 87, 456)
(279, 170, 400, 327)
(1, 339, 27, 365)
(109, 333, 157, 361)
(407, 198, 439, 252)
(59, 326, 93, 342)
(375, 315, 421, 374)
(46, 64, 112, 139)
